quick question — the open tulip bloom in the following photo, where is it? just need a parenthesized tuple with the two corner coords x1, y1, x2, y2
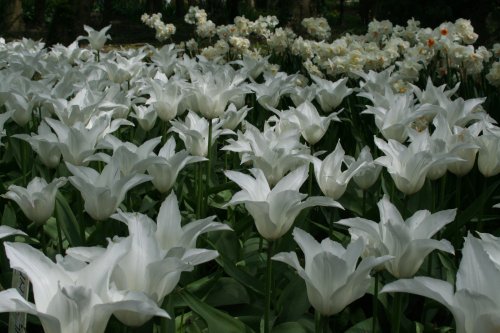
(0, 241, 168, 333)
(273, 228, 392, 316)
(336, 195, 455, 278)
(382, 234, 500, 333)
(225, 165, 342, 240)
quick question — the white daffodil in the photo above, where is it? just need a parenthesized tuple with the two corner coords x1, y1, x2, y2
(13, 120, 62, 168)
(0, 240, 168, 333)
(273, 228, 392, 316)
(169, 110, 233, 157)
(311, 75, 353, 113)
(313, 141, 367, 200)
(2, 177, 67, 224)
(66, 161, 152, 221)
(225, 165, 342, 240)
(382, 234, 500, 333)
(79, 25, 112, 51)
(147, 137, 206, 193)
(337, 195, 455, 278)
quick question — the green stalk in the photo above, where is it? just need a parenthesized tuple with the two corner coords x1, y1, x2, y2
(161, 294, 175, 333)
(264, 240, 274, 333)
(196, 163, 203, 219)
(391, 293, 402, 333)
(204, 119, 213, 217)
(372, 272, 379, 333)
(54, 215, 64, 254)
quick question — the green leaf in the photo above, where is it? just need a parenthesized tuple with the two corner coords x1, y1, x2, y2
(216, 254, 264, 296)
(55, 192, 83, 247)
(345, 317, 373, 333)
(276, 275, 310, 322)
(205, 277, 250, 307)
(179, 289, 255, 333)
(272, 322, 308, 333)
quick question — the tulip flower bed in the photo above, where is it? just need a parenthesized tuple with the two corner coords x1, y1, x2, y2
(1, 7, 500, 333)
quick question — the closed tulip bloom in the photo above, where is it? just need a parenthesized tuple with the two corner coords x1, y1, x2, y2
(337, 195, 455, 278)
(273, 228, 392, 316)
(313, 141, 367, 199)
(476, 127, 500, 177)
(349, 146, 382, 190)
(2, 177, 66, 224)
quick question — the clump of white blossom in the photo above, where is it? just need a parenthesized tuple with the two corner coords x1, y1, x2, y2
(141, 13, 176, 42)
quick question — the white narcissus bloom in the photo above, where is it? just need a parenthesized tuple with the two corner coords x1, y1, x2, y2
(147, 137, 206, 193)
(0, 241, 168, 333)
(2, 177, 67, 224)
(66, 162, 152, 221)
(311, 76, 353, 113)
(273, 228, 392, 316)
(313, 141, 367, 200)
(79, 25, 112, 51)
(382, 234, 500, 333)
(225, 165, 342, 240)
(336, 195, 455, 278)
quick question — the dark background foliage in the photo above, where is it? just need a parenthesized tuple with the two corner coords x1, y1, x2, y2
(0, 0, 499, 46)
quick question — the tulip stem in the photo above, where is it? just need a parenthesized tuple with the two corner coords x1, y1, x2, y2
(264, 240, 274, 333)
(391, 293, 402, 333)
(196, 163, 203, 219)
(161, 294, 175, 333)
(315, 311, 329, 333)
(204, 119, 213, 217)
(372, 272, 379, 333)
(54, 216, 64, 254)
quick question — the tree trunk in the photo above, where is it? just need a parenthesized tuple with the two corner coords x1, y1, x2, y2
(74, 0, 96, 35)
(175, 0, 186, 17)
(228, 0, 239, 21)
(145, 0, 163, 13)
(102, 0, 114, 26)
(5, 0, 25, 33)
(34, 0, 46, 27)
(300, 0, 311, 19)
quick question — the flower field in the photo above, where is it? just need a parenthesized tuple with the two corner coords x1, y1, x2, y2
(0, 7, 500, 333)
